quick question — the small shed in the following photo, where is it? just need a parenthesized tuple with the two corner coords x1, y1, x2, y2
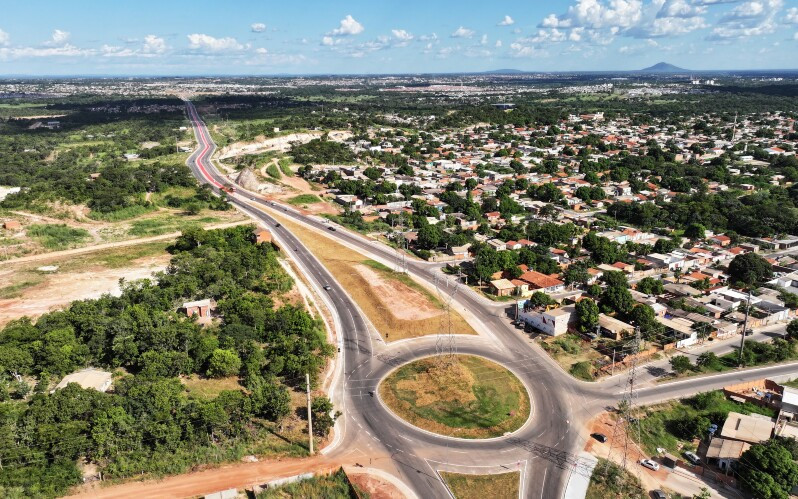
(183, 298, 213, 318)
(2, 220, 21, 230)
(255, 229, 273, 244)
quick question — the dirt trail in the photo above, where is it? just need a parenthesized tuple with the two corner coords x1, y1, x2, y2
(0, 220, 250, 266)
(66, 456, 342, 499)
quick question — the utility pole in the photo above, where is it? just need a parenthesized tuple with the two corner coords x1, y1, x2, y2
(739, 289, 752, 366)
(306, 373, 314, 455)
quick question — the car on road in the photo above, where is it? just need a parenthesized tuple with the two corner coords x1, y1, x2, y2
(591, 433, 608, 443)
(640, 459, 660, 471)
(651, 490, 667, 499)
(275, 223, 281, 227)
(745, 329, 754, 336)
(328, 226, 337, 231)
(323, 285, 331, 290)
(683, 451, 700, 465)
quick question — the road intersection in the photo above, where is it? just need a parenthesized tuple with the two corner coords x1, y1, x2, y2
(184, 101, 798, 498)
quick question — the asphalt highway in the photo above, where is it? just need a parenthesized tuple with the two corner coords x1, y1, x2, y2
(183, 101, 798, 499)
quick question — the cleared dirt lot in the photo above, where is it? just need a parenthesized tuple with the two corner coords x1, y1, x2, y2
(0, 241, 171, 326)
(269, 213, 476, 341)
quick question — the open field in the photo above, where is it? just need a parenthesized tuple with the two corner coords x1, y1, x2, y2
(540, 334, 604, 381)
(1, 205, 247, 260)
(379, 355, 530, 438)
(0, 240, 171, 326)
(270, 213, 476, 340)
(440, 471, 520, 499)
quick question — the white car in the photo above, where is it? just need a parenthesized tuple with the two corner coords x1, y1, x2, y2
(640, 459, 660, 471)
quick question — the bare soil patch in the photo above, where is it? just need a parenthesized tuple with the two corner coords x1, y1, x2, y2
(354, 263, 442, 321)
(269, 212, 476, 341)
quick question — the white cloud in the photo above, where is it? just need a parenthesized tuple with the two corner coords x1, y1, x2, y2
(787, 7, 798, 23)
(328, 15, 364, 36)
(0, 44, 91, 59)
(495, 40, 503, 47)
(709, 0, 782, 39)
(419, 33, 438, 41)
(0, 29, 9, 46)
(450, 26, 475, 38)
(251, 23, 266, 33)
(255, 47, 268, 54)
(142, 35, 166, 54)
(658, 0, 706, 18)
(509, 42, 547, 57)
(187, 33, 245, 52)
(498, 15, 515, 26)
(480, 34, 489, 45)
(794, 31, 798, 39)
(391, 29, 414, 42)
(321, 36, 339, 46)
(41, 29, 71, 48)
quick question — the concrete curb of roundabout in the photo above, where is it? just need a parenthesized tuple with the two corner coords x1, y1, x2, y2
(374, 352, 537, 444)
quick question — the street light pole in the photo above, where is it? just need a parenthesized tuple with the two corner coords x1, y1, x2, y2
(739, 290, 752, 366)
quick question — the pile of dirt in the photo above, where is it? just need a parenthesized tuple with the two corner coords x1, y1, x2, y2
(235, 167, 261, 191)
(353, 264, 441, 321)
(396, 359, 476, 407)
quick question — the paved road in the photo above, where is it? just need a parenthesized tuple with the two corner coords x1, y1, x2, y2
(183, 101, 798, 499)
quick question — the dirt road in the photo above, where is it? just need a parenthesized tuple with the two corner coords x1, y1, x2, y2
(66, 456, 342, 498)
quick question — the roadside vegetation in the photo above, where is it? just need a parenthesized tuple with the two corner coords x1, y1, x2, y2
(440, 471, 520, 499)
(586, 459, 646, 499)
(0, 226, 334, 497)
(379, 355, 530, 438)
(256, 468, 363, 499)
(633, 390, 776, 455)
(287, 194, 323, 206)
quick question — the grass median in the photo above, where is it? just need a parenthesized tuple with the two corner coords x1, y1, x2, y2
(379, 355, 530, 439)
(440, 471, 520, 499)
(268, 212, 476, 341)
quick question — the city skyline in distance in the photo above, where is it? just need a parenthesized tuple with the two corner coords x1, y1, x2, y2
(0, 0, 797, 76)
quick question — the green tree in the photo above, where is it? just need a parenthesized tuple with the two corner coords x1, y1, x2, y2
(670, 355, 693, 374)
(728, 253, 774, 287)
(575, 298, 600, 333)
(311, 395, 339, 437)
(696, 351, 722, 370)
(636, 277, 664, 296)
(786, 319, 798, 340)
(206, 349, 242, 378)
(738, 440, 798, 499)
(684, 223, 706, 240)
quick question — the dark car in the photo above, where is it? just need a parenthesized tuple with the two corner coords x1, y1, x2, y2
(744, 329, 754, 336)
(328, 226, 337, 231)
(275, 223, 281, 227)
(591, 433, 608, 443)
(652, 490, 667, 499)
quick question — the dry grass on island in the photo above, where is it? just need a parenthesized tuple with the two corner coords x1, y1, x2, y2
(440, 471, 520, 499)
(267, 212, 477, 341)
(379, 355, 530, 439)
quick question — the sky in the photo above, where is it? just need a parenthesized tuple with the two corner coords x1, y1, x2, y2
(0, 0, 796, 75)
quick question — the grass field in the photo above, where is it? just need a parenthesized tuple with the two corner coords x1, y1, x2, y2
(181, 375, 244, 399)
(440, 471, 520, 499)
(379, 355, 530, 438)
(270, 213, 477, 341)
(26, 223, 91, 249)
(287, 194, 323, 205)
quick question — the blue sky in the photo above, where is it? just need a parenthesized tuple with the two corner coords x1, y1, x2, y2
(0, 0, 796, 75)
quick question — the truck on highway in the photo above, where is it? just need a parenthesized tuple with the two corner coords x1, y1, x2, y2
(220, 185, 236, 194)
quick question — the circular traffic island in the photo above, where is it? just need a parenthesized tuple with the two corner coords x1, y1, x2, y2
(378, 355, 531, 439)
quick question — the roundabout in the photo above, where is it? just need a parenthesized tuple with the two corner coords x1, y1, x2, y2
(377, 354, 532, 439)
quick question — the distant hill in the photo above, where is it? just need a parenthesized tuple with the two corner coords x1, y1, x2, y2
(641, 62, 687, 72)
(482, 69, 525, 74)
